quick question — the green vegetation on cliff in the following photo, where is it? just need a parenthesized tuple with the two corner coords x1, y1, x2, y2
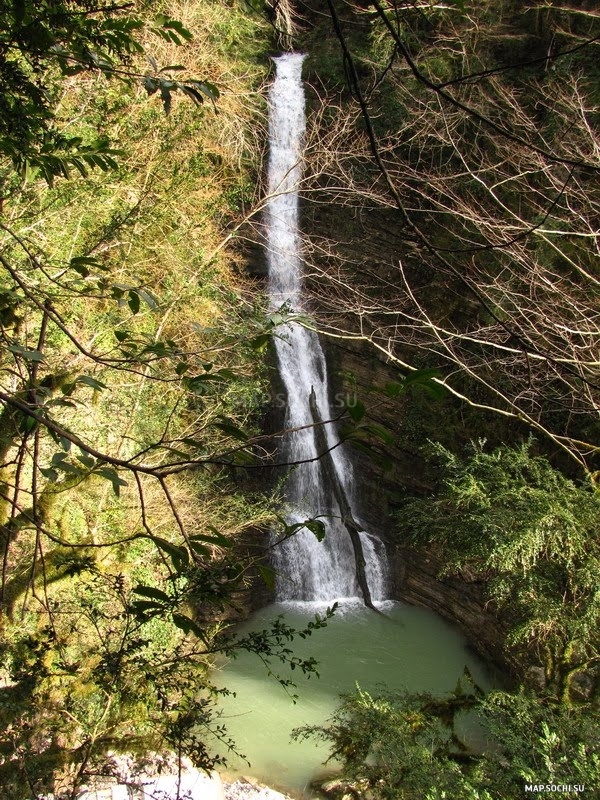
(298, 683, 600, 800)
(0, 2, 317, 796)
(397, 440, 600, 700)
(301, 443, 600, 800)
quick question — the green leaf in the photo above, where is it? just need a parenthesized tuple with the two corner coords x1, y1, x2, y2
(19, 414, 37, 435)
(404, 368, 445, 398)
(76, 375, 108, 391)
(59, 436, 71, 452)
(189, 540, 211, 557)
(48, 397, 78, 409)
(250, 333, 270, 352)
(50, 452, 84, 475)
(69, 255, 109, 273)
(76, 450, 96, 469)
(161, 19, 193, 42)
(172, 613, 209, 645)
(269, 312, 284, 326)
(346, 398, 365, 422)
(95, 466, 128, 496)
(160, 84, 172, 115)
(191, 528, 231, 548)
(213, 419, 248, 442)
(349, 438, 393, 471)
(304, 519, 326, 542)
(128, 289, 141, 314)
(13, 0, 25, 24)
(230, 449, 259, 466)
(188, 79, 220, 100)
(213, 368, 237, 380)
(258, 564, 276, 591)
(149, 535, 190, 571)
(135, 288, 158, 310)
(181, 437, 205, 449)
(383, 381, 405, 398)
(133, 585, 171, 603)
(360, 422, 395, 446)
(172, 612, 194, 634)
(131, 599, 164, 616)
(183, 373, 227, 394)
(143, 76, 158, 95)
(181, 86, 204, 106)
(385, 370, 445, 400)
(8, 344, 44, 362)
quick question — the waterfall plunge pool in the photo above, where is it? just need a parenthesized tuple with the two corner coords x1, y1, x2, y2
(214, 600, 497, 799)
(218, 55, 498, 799)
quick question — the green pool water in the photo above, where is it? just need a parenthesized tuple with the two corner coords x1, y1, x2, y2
(213, 600, 496, 798)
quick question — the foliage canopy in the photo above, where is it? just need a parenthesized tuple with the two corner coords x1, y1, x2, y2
(397, 440, 600, 701)
(297, 684, 600, 800)
(0, 0, 223, 185)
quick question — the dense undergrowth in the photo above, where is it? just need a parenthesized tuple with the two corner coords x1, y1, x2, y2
(0, 1, 310, 796)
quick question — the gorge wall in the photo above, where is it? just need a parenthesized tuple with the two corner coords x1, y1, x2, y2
(239, 0, 589, 682)
(244, 226, 519, 677)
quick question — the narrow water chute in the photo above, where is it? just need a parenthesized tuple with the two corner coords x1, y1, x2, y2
(266, 53, 388, 603)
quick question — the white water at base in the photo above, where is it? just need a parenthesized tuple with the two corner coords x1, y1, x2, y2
(266, 54, 388, 602)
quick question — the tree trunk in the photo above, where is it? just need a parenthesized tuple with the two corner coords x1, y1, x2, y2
(308, 386, 378, 612)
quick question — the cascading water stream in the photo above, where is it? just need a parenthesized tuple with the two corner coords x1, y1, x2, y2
(266, 53, 388, 603)
(213, 54, 497, 800)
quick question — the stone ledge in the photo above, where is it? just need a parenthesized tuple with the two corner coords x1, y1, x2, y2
(32, 754, 296, 800)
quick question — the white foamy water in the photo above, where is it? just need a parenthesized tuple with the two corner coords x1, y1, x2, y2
(266, 54, 388, 602)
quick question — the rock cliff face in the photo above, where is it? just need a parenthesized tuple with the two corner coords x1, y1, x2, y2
(256, 327, 514, 677)
(390, 545, 516, 676)
(244, 242, 516, 678)
(241, 85, 518, 676)
(325, 336, 433, 536)
(322, 334, 518, 677)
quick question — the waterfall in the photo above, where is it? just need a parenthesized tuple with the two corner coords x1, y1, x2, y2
(266, 53, 388, 603)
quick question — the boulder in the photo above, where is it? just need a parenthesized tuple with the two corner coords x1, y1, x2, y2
(45, 754, 226, 800)
(223, 776, 295, 799)
(316, 778, 362, 799)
